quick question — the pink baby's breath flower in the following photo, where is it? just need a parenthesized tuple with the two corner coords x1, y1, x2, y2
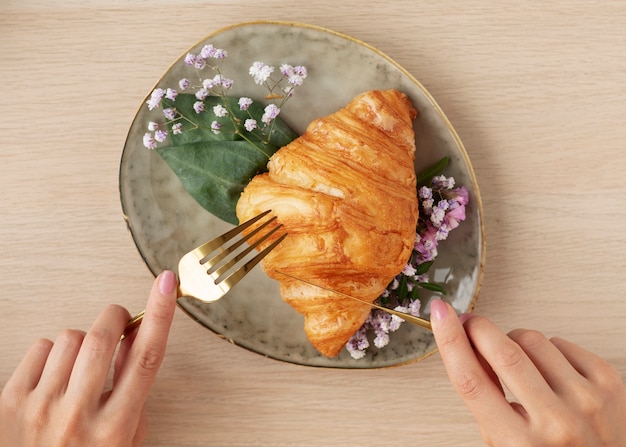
(279, 64, 293, 77)
(210, 121, 221, 134)
(184, 53, 196, 65)
(148, 121, 159, 131)
(414, 226, 439, 263)
(445, 204, 466, 230)
(142, 132, 157, 149)
(193, 101, 204, 113)
(430, 207, 446, 227)
(238, 97, 253, 110)
(432, 175, 455, 189)
(453, 186, 469, 205)
(408, 299, 421, 316)
(261, 104, 280, 124)
(280, 64, 307, 86)
(146, 88, 165, 110)
(163, 108, 176, 120)
(402, 264, 417, 277)
(345, 327, 369, 360)
(194, 57, 206, 70)
(244, 119, 257, 132)
(213, 74, 233, 89)
(373, 332, 390, 349)
(200, 44, 216, 59)
(195, 89, 209, 100)
(172, 123, 183, 134)
(213, 49, 227, 59)
(418, 186, 433, 200)
(165, 88, 178, 101)
(154, 129, 168, 143)
(178, 78, 190, 90)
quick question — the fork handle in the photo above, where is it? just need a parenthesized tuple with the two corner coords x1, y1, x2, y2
(122, 310, 145, 339)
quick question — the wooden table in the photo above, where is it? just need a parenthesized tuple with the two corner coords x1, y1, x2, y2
(2, 2, 625, 445)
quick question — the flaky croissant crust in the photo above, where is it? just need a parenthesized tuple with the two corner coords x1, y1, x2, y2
(236, 89, 418, 357)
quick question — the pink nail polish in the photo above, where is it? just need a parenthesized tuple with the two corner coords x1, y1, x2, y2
(430, 299, 448, 321)
(158, 270, 177, 295)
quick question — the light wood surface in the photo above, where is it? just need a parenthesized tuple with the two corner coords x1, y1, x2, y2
(2, 1, 626, 445)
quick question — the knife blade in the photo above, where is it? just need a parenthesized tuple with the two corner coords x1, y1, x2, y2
(274, 270, 432, 331)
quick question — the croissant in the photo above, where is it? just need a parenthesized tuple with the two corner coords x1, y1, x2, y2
(236, 89, 418, 357)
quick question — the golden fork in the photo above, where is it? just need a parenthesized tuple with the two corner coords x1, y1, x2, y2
(124, 210, 287, 336)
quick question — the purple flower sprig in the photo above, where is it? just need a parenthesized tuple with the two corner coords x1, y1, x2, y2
(142, 44, 307, 150)
(346, 158, 469, 359)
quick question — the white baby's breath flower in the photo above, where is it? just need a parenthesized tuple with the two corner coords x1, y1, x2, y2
(142, 132, 157, 149)
(244, 119, 257, 132)
(261, 104, 280, 124)
(213, 104, 228, 117)
(249, 61, 274, 85)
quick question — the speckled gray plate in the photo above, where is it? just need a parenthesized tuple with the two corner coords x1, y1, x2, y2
(119, 21, 485, 368)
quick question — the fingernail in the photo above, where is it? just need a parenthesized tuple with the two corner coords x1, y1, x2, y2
(158, 270, 177, 295)
(430, 299, 448, 321)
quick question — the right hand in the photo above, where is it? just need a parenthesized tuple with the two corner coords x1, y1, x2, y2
(430, 299, 626, 446)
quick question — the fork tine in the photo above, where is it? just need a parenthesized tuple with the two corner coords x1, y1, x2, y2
(210, 223, 285, 279)
(219, 232, 288, 292)
(124, 210, 286, 336)
(192, 209, 272, 259)
(202, 214, 278, 268)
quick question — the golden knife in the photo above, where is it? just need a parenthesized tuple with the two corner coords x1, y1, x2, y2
(274, 270, 432, 331)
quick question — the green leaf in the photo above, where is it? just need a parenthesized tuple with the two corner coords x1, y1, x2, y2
(417, 156, 450, 186)
(415, 260, 434, 275)
(397, 276, 409, 299)
(157, 140, 277, 225)
(156, 94, 299, 224)
(408, 285, 420, 300)
(417, 282, 447, 295)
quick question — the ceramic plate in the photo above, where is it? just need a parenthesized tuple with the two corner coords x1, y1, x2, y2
(119, 21, 485, 368)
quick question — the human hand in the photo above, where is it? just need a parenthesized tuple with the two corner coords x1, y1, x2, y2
(0, 270, 178, 447)
(430, 299, 626, 447)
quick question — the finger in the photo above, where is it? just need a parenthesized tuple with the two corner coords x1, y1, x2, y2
(111, 271, 177, 415)
(507, 329, 585, 394)
(463, 316, 557, 412)
(550, 336, 616, 384)
(3, 338, 53, 395)
(36, 330, 85, 394)
(430, 300, 519, 428)
(132, 403, 149, 447)
(67, 304, 130, 405)
(459, 313, 507, 397)
(113, 328, 138, 385)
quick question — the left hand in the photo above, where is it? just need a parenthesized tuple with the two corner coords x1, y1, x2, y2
(0, 270, 178, 447)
